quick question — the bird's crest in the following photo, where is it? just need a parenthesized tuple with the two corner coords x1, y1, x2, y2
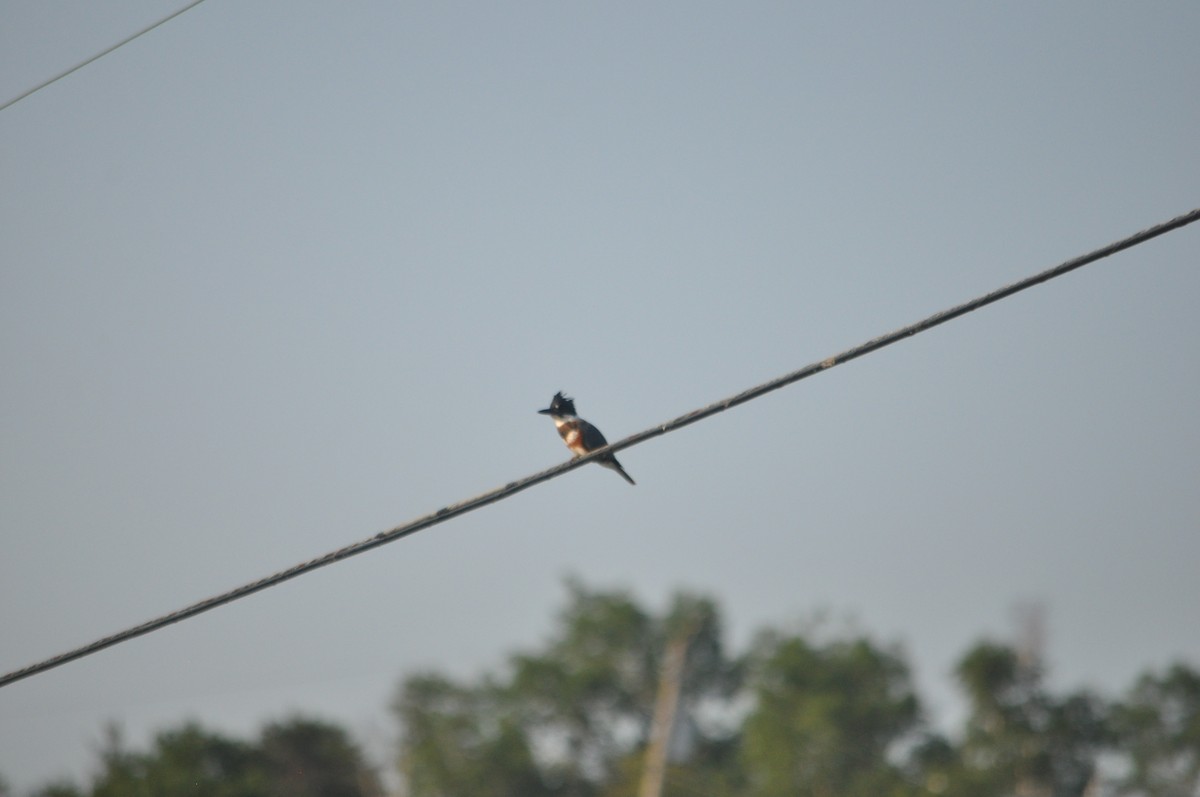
(547, 391, 576, 416)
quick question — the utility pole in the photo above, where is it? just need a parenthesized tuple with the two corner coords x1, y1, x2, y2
(638, 628, 693, 797)
(1013, 600, 1046, 675)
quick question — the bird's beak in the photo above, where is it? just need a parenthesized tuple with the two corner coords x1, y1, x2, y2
(537, 407, 553, 415)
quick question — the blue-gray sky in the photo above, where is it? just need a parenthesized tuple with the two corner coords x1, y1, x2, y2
(2, 2, 1198, 792)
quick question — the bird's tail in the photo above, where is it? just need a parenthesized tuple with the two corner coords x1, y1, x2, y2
(601, 456, 636, 486)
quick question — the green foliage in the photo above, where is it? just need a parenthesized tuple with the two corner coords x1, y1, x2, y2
(740, 632, 921, 797)
(89, 723, 268, 797)
(600, 735, 747, 797)
(28, 786, 85, 797)
(34, 717, 379, 797)
(386, 583, 1194, 797)
(393, 579, 742, 797)
(944, 642, 1108, 797)
(507, 578, 659, 790)
(1110, 663, 1200, 796)
(394, 672, 551, 797)
(259, 717, 382, 797)
(22, 581, 1200, 797)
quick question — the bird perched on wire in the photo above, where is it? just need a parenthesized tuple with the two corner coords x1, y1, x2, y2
(538, 391, 635, 485)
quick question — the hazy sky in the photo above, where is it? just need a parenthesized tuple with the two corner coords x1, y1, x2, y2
(2, 2, 1198, 792)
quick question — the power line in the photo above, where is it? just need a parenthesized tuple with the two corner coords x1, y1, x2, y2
(0, 0, 208, 113)
(1, 207, 1197, 689)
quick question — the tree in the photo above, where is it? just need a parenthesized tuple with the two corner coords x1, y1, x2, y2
(90, 722, 267, 797)
(394, 672, 552, 797)
(393, 579, 743, 797)
(598, 591, 745, 797)
(1110, 663, 1200, 797)
(27, 788, 85, 797)
(510, 581, 742, 796)
(947, 642, 1108, 797)
(259, 717, 383, 797)
(739, 631, 922, 797)
(506, 579, 659, 794)
(36, 717, 380, 797)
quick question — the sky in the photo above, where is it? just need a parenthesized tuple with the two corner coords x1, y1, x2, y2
(2, 1, 1198, 792)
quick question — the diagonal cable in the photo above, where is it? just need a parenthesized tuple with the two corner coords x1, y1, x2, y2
(1, 207, 1197, 689)
(0, 0, 208, 113)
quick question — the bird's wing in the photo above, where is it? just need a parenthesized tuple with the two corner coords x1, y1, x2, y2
(580, 421, 609, 450)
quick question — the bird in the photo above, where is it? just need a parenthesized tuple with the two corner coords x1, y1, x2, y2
(538, 391, 635, 485)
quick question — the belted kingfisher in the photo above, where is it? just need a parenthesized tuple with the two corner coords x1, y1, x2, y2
(538, 391, 635, 485)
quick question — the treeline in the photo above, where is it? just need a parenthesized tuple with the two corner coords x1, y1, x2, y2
(11, 718, 383, 797)
(10, 580, 1199, 797)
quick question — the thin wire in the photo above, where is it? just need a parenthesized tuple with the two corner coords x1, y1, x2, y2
(1, 208, 1197, 689)
(0, 0, 208, 113)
